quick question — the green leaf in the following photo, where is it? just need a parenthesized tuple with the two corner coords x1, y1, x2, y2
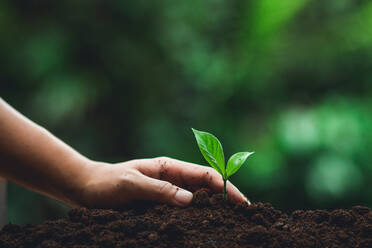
(226, 152, 254, 178)
(192, 128, 225, 176)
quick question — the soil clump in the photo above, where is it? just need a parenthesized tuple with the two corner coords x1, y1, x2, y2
(1, 189, 372, 248)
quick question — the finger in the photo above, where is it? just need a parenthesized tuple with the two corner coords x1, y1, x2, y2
(132, 157, 248, 204)
(135, 173, 193, 207)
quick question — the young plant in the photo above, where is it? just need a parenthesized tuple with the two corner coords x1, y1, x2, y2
(192, 128, 254, 200)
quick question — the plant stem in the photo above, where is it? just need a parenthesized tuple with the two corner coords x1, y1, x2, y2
(223, 178, 227, 201)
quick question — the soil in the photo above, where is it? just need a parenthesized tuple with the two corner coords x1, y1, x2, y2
(1, 189, 372, 248)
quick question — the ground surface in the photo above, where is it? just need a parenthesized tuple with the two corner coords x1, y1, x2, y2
(1, 189, 372, 248)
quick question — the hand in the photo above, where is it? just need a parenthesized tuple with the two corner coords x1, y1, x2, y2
(0, 100, 248, 208)
(75, 157, 249, 208)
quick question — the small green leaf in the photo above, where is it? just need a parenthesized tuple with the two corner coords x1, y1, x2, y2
(192, 128, 225, 176)
(226, 152, 254, 178)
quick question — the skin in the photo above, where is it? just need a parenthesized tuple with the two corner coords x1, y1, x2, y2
(0, 98, 249, 208)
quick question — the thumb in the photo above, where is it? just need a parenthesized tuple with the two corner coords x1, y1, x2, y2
(138, 174, 193, 206)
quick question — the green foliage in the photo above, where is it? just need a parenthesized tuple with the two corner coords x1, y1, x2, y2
(191, 128, 225, 175)
(227, 152, 254, 178)
(192, 128, 253, 200)
(2, 0, 372, 224)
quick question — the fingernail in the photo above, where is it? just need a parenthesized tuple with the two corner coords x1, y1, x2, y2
(241, 193, 250, 204)
(174, 189, 193, 206)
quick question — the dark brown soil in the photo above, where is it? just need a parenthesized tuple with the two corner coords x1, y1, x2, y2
(1, 189, 372, 248)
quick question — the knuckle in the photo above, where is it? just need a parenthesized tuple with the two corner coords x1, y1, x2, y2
(202, 167, 213, 176)
(120, 169, 139, 183)
(154, 156, 172, 165)
(202, 170, 213, 184)
(128, 159, 142, 167)
(202, 170, 210, 179)
(158, 181, 175, 195)
(154, 157, 172, 178)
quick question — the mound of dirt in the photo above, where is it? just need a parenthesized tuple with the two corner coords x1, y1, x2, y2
(1, 189, 372, 248)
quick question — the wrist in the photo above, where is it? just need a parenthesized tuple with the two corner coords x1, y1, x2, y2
(59, 158, 97, 207)
(67, 160, 110, 208)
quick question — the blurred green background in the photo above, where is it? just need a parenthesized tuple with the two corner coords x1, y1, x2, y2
(1, 0, 372, 225)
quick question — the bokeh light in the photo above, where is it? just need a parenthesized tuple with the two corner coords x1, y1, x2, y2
(1, 0, 372, 224)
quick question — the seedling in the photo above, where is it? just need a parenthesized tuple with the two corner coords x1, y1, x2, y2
(192, 128, 254, 200)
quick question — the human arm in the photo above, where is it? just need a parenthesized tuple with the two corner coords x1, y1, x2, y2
(0, 98, 248, 208)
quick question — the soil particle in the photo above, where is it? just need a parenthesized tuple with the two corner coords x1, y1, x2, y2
(148, 232, 159, 241)
(1, 189, 372, 248)
(330, 209, 356, 226)
(353, 206, 371, 215)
